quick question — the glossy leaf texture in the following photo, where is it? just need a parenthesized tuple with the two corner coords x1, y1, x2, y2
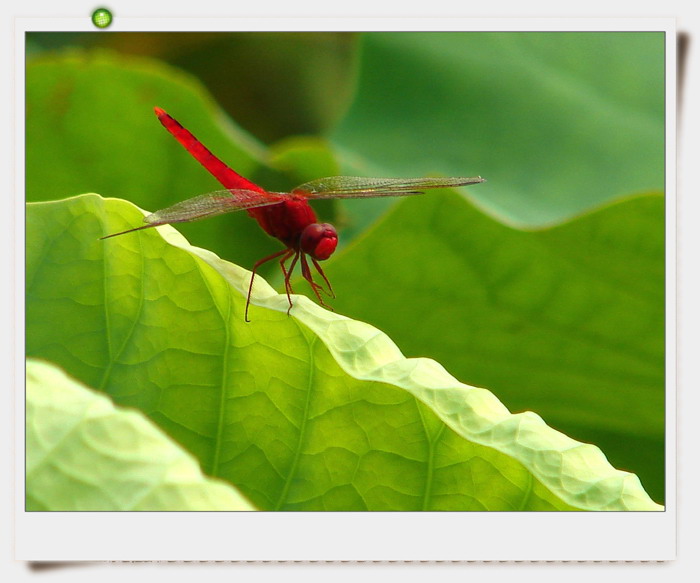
(26, 194, 662, 511)
(26, 359, 255, 511)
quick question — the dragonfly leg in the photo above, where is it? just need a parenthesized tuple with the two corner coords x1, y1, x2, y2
(283, 250, 301, 316)
(300, 253, 333, 311)
(311, 257, 335, 299)
(246, 247, 292, 322)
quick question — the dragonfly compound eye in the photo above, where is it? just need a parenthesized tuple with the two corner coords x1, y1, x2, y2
(300, 223, 338, 260)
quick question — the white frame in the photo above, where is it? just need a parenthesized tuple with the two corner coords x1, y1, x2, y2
(14, 15, 676, 562)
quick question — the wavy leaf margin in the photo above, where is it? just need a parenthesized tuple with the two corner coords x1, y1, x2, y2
(26, 358, 256, 511)
(152, 201, 663, 512)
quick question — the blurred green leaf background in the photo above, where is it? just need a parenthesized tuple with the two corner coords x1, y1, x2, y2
(26, 31, 666, 504)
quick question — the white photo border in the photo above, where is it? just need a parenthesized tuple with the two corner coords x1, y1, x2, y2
(14, 15, 676, 562)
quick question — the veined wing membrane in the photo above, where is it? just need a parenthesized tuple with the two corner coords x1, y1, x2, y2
(291, 176, 485, 199)
(101, 189, 284, 239)
(144, 189, 284, 224)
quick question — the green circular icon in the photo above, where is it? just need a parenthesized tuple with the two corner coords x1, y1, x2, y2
(91, 8, 113, 29)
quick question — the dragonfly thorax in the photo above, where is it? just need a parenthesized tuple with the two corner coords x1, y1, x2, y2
(300, 223, 338, 260)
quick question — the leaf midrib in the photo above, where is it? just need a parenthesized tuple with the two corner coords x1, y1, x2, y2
(416, 403, 446, 511)
(97, 234, 147, 392)
(274, 333, 317, 510)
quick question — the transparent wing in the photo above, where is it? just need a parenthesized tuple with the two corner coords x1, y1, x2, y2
(101, 189, 285, 239)
(291, 176, 485, 199)
(144, 189, 285, 225)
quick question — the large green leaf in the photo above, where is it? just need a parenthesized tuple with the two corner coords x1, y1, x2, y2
(26, 194, 661, 511)
(322, 189, 665, 502)
(26, 358, 255, 511)
(329, 32, 665, 226)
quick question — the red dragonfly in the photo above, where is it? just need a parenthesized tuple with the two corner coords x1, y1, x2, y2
(102, 107, 485, 321)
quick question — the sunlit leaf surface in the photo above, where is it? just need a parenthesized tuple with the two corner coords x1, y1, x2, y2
(26, 195, 662, 511)
(27, 359, 256, 511)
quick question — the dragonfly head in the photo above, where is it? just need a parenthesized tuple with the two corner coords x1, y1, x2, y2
(299, 223, 338, 261)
